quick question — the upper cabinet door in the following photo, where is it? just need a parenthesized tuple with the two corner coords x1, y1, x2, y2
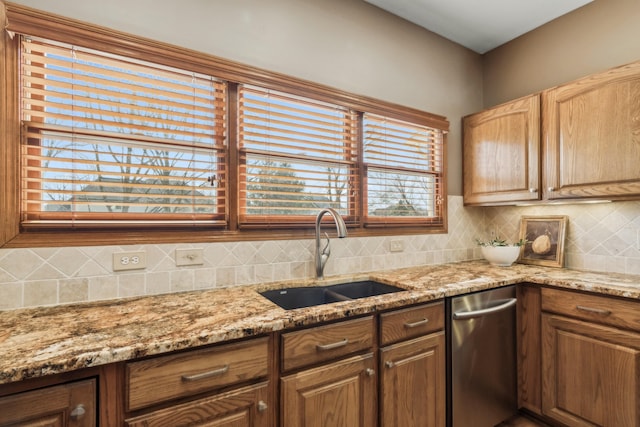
(463, 94, 540, 205)
(543, 61, 640, 200)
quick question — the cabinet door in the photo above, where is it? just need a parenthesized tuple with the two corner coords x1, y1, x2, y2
(380, 332, 445, 427)
(541, 313, 640, 427)
(463, 94, 540, 205)
(124, 382, 271, 427)
(281, 353, 376, 427)
(0, 379, 96, 427)
(543, 61, 640, 200)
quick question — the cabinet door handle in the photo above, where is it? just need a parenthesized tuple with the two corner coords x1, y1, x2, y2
(257, 400, 268, 412)
(365, 368, 375, 377)
(70, 404, 86, 420)
(316, 338, 349, 351)
(576, 305, 612, 316)
(529, 188, 537, 193)
(404, 318, 429, 329)
(547, 187, 555, 192)
(386, 352, 424, 368)
(181, 364, 229, 382)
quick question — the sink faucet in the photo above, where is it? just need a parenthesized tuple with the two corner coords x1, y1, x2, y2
(315, 208, 348, 279)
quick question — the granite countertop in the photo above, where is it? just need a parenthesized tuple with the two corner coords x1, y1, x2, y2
(1, 260, 639, 385)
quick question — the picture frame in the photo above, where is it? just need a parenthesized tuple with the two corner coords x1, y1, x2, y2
(518, 215, 568, 267)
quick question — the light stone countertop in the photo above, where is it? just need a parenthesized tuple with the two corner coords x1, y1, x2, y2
(1, 260, 639, 385)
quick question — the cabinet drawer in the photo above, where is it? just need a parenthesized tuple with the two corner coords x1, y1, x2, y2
(125, 382, 271, 427)
(541, 287, 640, 332)
(282, 316, 374, 372)
(126, 337, 269, 411)
(380, 301, 444, 346)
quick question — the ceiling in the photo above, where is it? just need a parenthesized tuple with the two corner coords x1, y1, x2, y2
(364, 0, 593, 54)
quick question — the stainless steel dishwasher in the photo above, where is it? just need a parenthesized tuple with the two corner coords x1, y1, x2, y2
(447, 285, 518, 427)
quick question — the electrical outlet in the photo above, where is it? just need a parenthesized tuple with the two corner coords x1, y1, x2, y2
(390, 239, 404, 253)
(113, 251, 146, 271)
(175, 248, 204, 266)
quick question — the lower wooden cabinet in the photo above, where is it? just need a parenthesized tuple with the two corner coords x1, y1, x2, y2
(124, 382, 270, 427)
(0, 378, 96, 427)
(540, 287, 640, 427)
(541, 314, 640, 427)
(281, 353, 377, 427)
(380, 332, 445, 427)
(279, 302, 445, 427)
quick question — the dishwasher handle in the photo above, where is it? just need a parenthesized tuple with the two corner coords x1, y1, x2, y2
(452, 298, 517, 320)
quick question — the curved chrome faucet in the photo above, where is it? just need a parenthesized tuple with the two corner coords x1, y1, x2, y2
(315, 208, 347, 279)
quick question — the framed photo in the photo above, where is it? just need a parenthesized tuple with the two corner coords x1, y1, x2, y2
(518, 215, 568, 267)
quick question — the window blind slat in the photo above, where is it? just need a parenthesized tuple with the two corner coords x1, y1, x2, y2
(238, 85, 357, 223)
(22, 38, 226, 146)
(363, 113, 444, 221)
(20, 35, 227, 226)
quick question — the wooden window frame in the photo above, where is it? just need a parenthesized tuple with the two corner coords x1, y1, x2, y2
(0, 2, 448, 248)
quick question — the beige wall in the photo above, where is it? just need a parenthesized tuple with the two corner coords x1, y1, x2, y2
(483, 0, 640, 107)
(9, 0, 483, 195)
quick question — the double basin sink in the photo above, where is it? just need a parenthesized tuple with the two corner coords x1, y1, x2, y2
(260, 280, 404, 310)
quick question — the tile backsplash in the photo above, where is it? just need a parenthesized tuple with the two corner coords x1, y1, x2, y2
(1, 196, 639, 310)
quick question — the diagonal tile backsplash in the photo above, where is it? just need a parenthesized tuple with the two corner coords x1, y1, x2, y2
(0, 196, 639, 310)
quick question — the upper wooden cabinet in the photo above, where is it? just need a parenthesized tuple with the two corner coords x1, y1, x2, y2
(463, 94, 540, 205)
(543, 61, 640, 200)
(464, 60, 640, 205)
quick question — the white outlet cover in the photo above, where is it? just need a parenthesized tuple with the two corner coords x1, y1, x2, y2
(113, 251, 147, 271)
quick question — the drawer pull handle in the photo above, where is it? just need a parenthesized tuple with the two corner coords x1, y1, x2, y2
(257, 400, 268, 412)
(576, 305, 612, 316)
(181, 365, 229, 382)
(316, 338, 349, 351)
(404, 318, 429, 328)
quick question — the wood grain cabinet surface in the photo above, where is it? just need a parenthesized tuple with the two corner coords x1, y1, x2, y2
(126, 336, 269, 412)
(379, 301, 445, 427)
(0, 378, 96, 427)
(280, 315, 377, 427)
(380, 332, 445, 427)
(379, 301, 444, 346)
(124, 382, 271, 427)
(281, 315, 374, 372)
(543, 61, 640, 201)
(124, 336, 273, 427)
(281, 353, 377, 427)
(540, 288, 640, 427)
(464, 59, 640, 205)
(463, 94, 540, 205)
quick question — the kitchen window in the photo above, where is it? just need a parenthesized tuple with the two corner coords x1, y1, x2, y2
(0, 3, 448, 247)
(238, 85, 358, 228)
(20, 37, 227, 228)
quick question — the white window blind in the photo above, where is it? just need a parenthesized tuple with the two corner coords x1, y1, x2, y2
(238, 85, 358, 227)
(363, 113, 444, 226)
(20, 36, 227, 226)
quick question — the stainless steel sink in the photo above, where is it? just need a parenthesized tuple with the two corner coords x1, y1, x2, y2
(259, 280, 404, 310)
